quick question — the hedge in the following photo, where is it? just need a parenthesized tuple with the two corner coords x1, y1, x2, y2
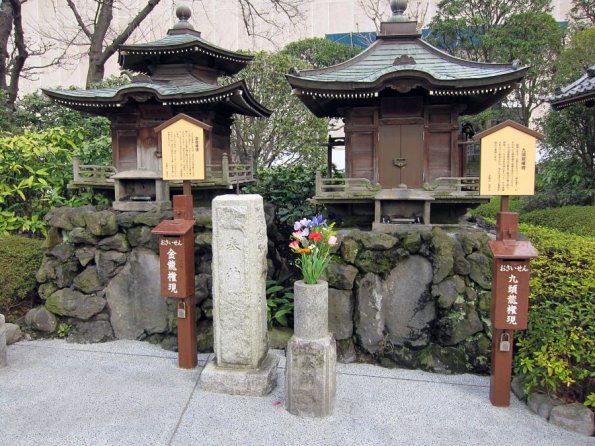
(521, 206, 595, 238)
(0, 235, 44, 318)
(515, 224, 595, 406)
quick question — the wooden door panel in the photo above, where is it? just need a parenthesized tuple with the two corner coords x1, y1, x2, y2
(400, 124, 424, 188)
(379, 125, 401, 188)
(348, 132, 374, 181)
(116, 129, 138, 172)
(428, 132, 451, 182)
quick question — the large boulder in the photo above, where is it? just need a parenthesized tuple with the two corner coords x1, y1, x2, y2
(355, 273, 385, 353)
(430, 228, 454, 283)
(25, 306, 58, 333)
(436, 305, 484, 346)
(95, 250, 127, 284)
(72, 266, 103, 294)
(383, 256, 434, 348)
(105, 248, 168, 339)
(467, 252, 492, 289)
(45, 288, 106, 320)
(549, 402, 594, 436)
(328, 288, 354, 340)
(84, 210, 118, 236)
(97, 233, 129, 252)
(322, 263, 359, 290)
(67, 320, 114, 344)
(5, 323, 22, 344)
(356, 256, 434, 352)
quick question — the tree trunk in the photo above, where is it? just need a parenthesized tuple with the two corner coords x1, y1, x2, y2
(0, 2, 14, 92)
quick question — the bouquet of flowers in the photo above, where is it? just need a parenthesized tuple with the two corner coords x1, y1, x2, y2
(289, 214, 337, 285)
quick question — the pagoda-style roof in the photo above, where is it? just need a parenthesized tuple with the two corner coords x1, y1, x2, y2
(42, 6, 270, 118)
(287, 17, 528, 117)
(118, 31, 252, 77)
(545, 65, 595, 110)
(43, 76, 271, 117)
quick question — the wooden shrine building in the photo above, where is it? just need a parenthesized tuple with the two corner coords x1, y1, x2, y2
(286, 0, 528, 225)
(43, 6, 270, 211)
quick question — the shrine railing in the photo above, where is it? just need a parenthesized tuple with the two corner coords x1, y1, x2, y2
(314, 173, 481, 200)
(314, 172, 381, 198)
(72, 156, 117, 184)
(424, 177, 480, 196)
(71, 154, 254, 188)
(206, 154, 254, 184)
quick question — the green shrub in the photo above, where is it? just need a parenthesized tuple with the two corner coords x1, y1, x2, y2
(244, 165, 319, 230)
(520, 206, 595, 238)
(0, 235, 44, 318)
(514, 224, 594, 405)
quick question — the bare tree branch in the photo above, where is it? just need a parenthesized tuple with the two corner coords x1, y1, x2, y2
(65, 0, 92, 39)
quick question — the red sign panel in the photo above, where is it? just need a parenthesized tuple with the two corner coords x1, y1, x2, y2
(158, 235, 193, 298)
(492, 260, 530, 329)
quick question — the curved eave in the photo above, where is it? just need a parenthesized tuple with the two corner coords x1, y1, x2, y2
(118, 41, 252, 76)
(286, 65, 528, 93)
(292, 84, 516, 118)
(546, 89, 595, 111)
(42, 81, 271, 118)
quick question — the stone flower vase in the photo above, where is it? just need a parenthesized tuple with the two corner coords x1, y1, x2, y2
(285, 280, 336, 417)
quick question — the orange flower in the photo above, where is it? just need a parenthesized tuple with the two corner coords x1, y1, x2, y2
(297, 248, 311, 254)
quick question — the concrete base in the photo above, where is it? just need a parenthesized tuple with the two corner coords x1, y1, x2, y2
(112, 200, 171, 212)
(285, 334, 336, 418)
(0, 314, 7, 368)
(201, 352, 279, 396)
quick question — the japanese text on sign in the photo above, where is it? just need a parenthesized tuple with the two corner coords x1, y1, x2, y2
(161, 239, 183, 295)
(160, 119, 206, 181)
(478, 125, 537, 196)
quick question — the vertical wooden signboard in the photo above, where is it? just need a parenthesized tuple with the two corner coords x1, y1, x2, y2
(152, 114, 212, 369)
(475, 120, 542, 407)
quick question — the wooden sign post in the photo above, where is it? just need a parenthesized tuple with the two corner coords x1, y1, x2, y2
(152, 114, 212, 369)
(475, 120, 541, 406)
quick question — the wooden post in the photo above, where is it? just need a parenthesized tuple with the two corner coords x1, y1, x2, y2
(490, 194, 515, 407)
(174, 193, 196, 369)
(73, 156, 81, 182)
(222, 153, 230, 184)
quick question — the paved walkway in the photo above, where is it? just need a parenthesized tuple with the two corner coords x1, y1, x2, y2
(0, 340, 592, 446)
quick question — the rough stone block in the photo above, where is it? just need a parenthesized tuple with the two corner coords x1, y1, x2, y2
(549, 403, 595, 436)
(328, 288, 354, 340)
(25, 307, 58, 333)
(285, 334, 336, 417)
(105, 248, 167, 339)
(211, 195, 268, 369)
(45, 288, 106, 321)
(0, 314, 7, 368)
(527, 392, 562, 419)
(5, 323, 22, 345)
(201, 352, 279, 396)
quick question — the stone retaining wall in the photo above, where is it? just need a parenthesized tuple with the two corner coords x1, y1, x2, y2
(32, 206, 495, 374)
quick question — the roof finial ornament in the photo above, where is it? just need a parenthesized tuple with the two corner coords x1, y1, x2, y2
(388, 0, 409, 22)
(173, 5, 194, 30)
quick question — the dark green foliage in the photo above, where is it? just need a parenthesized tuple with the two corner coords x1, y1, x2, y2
(514, 224, 594, 405)
(283, 37, 362, 69)
(521, 158, 593, 211)
(244, 165, 319, 230)
(266, 276, 294, 329)
(0, 235, 44, 316)
(520, 206, 595, 238)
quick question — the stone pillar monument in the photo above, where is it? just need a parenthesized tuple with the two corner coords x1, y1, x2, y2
(0, 314, 7, 368)
(201, 195, 279, 396)
(286, 280, 336, 417)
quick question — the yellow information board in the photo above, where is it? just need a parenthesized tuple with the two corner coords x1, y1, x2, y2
(475, 120, 542, 196)
(155, 114, 211, 181)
